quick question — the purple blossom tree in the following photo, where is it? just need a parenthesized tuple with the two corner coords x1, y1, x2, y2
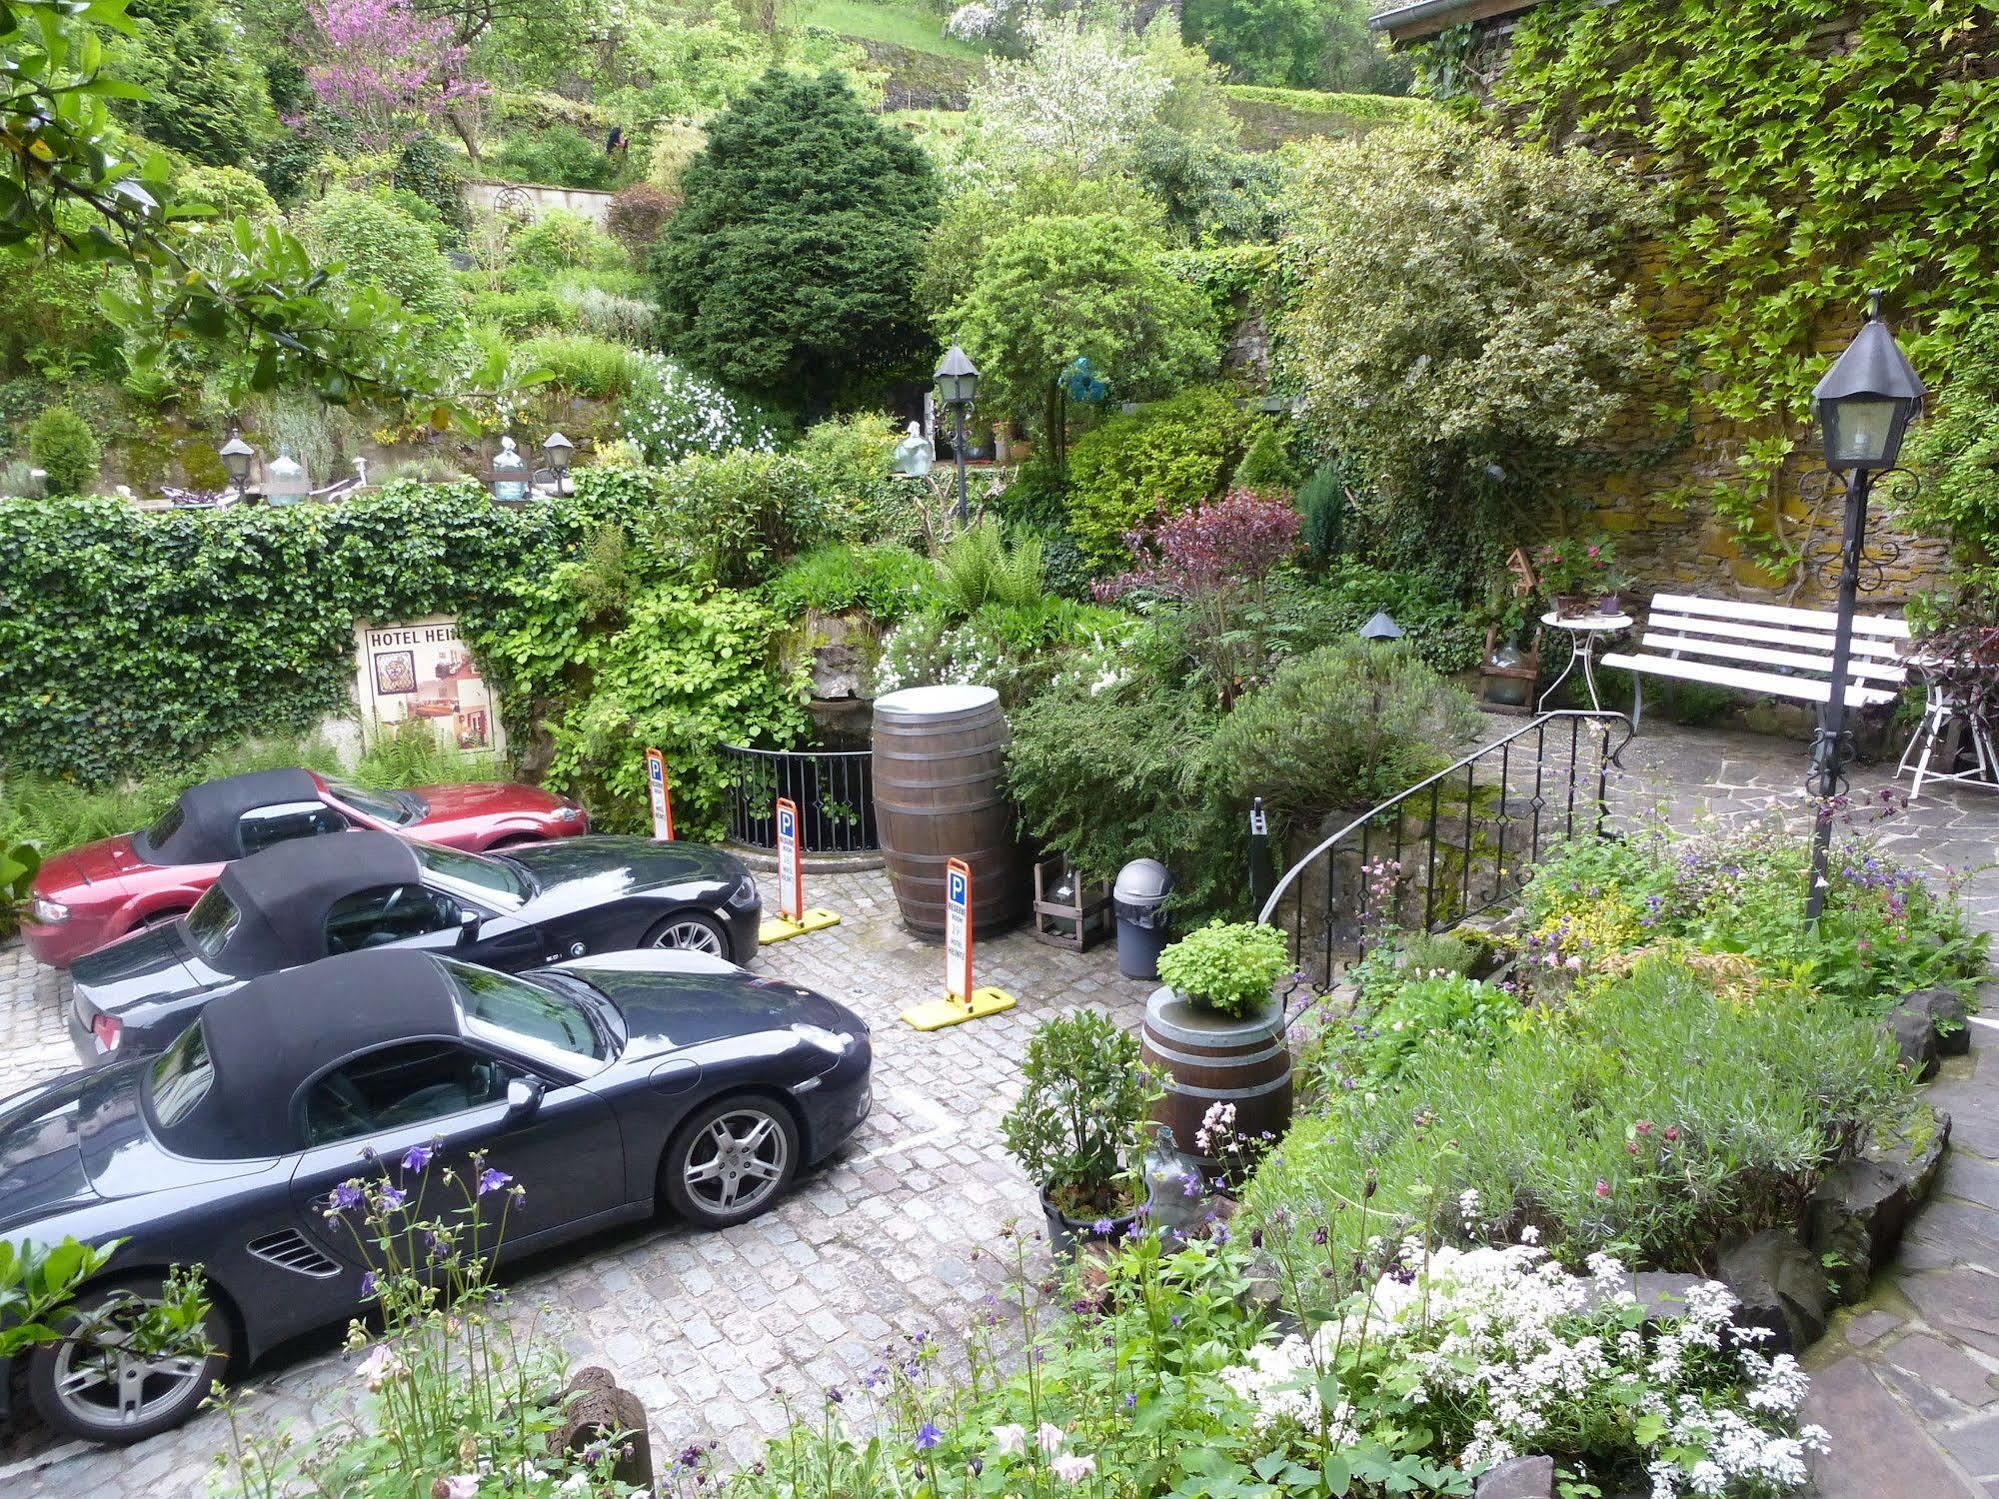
(1097, 491, 1304, 705)
(306, 0, 485, 148)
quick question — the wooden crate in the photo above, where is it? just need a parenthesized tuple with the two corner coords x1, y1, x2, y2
(1031, 856, 1112, 952)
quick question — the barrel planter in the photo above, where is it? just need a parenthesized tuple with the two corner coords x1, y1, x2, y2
(872, 684, 1029, 937)
(1141, 987, 1293, 1164)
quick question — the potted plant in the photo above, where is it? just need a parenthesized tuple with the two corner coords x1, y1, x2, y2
(1002, 1009, 1160, 1255)
(1146, 921, 1295, 1168)
(1533, 534, 1626, 617)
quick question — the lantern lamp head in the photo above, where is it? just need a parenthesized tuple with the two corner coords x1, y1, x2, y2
(542, 432, 574, 475)
(934, 344, 979, 408)
(1812, 291, 1926, 472)
(218, 427, 255, 486)
(1358, 610, 1405, 642)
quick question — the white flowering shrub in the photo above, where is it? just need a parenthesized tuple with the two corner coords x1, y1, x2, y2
(1220, 1238, 1827, 1497)
(618, 353, 776, 466)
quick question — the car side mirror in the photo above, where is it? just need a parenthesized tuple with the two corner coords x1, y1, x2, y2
(505, 1076, 544, 1118)
(456, 908, 481, 945)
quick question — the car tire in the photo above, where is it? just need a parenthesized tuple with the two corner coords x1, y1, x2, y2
(27, 1274, 233, 1445)
(660, 1095, 800, 1229)
(643, 910, 730, 959)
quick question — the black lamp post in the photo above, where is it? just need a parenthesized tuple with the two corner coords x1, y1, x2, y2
(1805, 290, 1926, 922)
(935, 344, 979, 526)
(542, 432, 574, 497)
(218, 427, 255, 503)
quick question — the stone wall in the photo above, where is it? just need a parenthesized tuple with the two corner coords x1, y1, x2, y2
(462, 179, 615, 229)
(1441, 10, 1951, 610)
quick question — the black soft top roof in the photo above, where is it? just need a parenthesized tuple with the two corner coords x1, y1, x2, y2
(195, 948, 465, 1150)
(213, 831, 423, 974)
(141, 769, 323, 865)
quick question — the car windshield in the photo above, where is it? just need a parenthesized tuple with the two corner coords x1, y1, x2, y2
(149, 1024, 214, 1128)
(412, 841, 530, 904)
(324, 779, 421, 828)
(183, 884, 240, 960)
(446, 960, 608, 1073)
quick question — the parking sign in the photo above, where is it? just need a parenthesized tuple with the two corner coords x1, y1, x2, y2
(944, 858, 973, 1002)
(775, 797, 802, 921)
(645, 748, 674, 841)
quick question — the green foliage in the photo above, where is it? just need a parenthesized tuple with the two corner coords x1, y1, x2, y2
(513, 334, 639, 399)
(1283, 120, 1655, 589)
(392, 134, 471, 244)
(26, 406, 101, 495)
(763, 542, 933, 622)
(1002, 1009, 1157, 1212)
(0, 249, 122, 381)
(509, 209, 628, 276)
(1906, 313, 1999, 611)
(931, 519, 1044, 617)
(1209, 639, 1482, 823)
(876, 596, 1131, 710)
(353, 719, 504, 790)
(604, 182, 676, 257)
(1261, 957, 1919, 1272)
(0, 1237, 209, 1364)
(1187, 0, 1408, 92)
(653, 447, 831, 586)
(0, 484, 549, 784)
(174, 165, 278, 226)
(492, 123, 621, 190)
(1220, 85, 1434, 122)
(1065, 386, 1254, 566)
(942, 210, 1220, 451)
(106, 0, 271, 166)
(651, 70, 938, 411)
(0, 835, 37, 938)
(1231, 420, 1296, 493)
(463, 288, 569, 336)
(293, 190, 465, 355)
(1295, 459, 1350, 562)
(791, 410, 910, 540)
(1156, 919, 1289, 1017)
(1493, 0, 1999, 569)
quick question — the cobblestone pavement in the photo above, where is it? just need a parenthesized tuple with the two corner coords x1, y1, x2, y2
(0, 717, 1996, 1495)
(0, 867, 1157, 1495)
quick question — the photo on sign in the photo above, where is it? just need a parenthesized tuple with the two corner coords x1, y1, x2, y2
(353, 617, 506, 757)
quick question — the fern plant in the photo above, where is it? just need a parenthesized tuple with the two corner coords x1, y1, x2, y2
(933, 519, 1046, 619)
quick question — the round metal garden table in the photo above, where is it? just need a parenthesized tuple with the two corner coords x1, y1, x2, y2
(1538, 611, 1636, 716)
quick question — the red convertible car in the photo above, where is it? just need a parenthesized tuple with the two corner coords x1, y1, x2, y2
(22, 768, 588, 968)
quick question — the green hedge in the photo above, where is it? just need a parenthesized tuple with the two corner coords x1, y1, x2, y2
(0, 483, 577, 785)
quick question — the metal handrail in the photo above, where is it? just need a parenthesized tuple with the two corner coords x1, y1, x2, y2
(721, 742, 879, 854)
(1258, 710, 1634, 981)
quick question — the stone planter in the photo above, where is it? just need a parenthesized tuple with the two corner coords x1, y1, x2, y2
(1140, 987, 1293, 1168)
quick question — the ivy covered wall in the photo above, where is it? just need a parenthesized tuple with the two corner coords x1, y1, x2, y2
(1416, 0, 1995, 602)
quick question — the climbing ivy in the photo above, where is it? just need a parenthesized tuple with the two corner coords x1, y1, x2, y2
(1473, 0, 1999, 572)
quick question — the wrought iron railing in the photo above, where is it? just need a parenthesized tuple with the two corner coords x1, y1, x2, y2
(721, 744, 878, 854)
(1257, 711, 1634, 985)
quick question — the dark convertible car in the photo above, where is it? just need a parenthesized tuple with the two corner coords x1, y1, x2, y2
(69, 829, 762, 1065)
(0, 947, 871, 1443)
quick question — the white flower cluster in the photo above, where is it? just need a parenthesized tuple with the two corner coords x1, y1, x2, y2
(619, 353, 775, 465)
(1218, 1241, 1827, 1496)
(962, 15, 1178, 178)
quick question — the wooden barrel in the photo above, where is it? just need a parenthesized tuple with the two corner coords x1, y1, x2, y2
(1141, 987, 1293, 1162)
(872, 684, 1029, 937)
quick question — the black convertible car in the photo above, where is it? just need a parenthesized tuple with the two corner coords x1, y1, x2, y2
(1, 947, 871, 1443)
(69, 829, 762, 1065)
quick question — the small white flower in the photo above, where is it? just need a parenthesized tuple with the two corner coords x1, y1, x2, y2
(991, 1423, 1026, 1455)
(1036, 1421, 1065, 1455)
(1050, 1452, 1095, 1483)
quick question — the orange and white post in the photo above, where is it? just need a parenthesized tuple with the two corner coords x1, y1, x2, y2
(756, 796, 841, 946)
(901, 856, 1015, 1030)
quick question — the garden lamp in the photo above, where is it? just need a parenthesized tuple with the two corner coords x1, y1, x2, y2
(218, 427, 255, 501)
(1358, 610, 1405, 642)
(1804, 292, 1925, 924)
(543, 432, 574, 497)
(935, 344, 979, 526)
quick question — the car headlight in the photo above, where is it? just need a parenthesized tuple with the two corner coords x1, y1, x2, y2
(730, 873, 759, 907)
(555, 804, 583, 822)
(30, 896, 69, 925)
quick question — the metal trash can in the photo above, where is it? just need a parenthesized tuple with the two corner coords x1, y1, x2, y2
(1112, 858, 1174, 980)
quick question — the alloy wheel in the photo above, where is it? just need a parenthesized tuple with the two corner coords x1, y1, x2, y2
(651, 917, 724, 955)
(681, 1108, 789, 1215)
(50, 1301, 210, 1434)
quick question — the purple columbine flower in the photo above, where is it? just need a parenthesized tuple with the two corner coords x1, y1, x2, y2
(914, 1423, 942, 1451)
(378, 1186, 407, 1212)
(1092, 1218, 1114, 1237)
(476, 1167, 513, 1197)
(401, 1143, 434, 1174)
(359, 1271, 378, 1299)
(329, 1181, 364, 1213)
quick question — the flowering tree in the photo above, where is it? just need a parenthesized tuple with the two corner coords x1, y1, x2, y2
(964, 16, 1178, 177)
(1097, 490, 1302, 704)
(306, 0, 485, 149)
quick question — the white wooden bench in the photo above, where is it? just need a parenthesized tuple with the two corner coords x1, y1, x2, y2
(1601, 593, 1909, 730)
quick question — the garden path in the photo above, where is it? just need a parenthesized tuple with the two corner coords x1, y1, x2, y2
(0, 717, 1992, 1495)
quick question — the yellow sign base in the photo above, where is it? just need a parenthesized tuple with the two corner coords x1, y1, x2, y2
(759, 908, 842, 945)
(900, 986, 1016, 1031)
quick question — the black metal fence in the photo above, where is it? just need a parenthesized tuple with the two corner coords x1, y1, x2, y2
(721, 744, 879, 854)
(1257, 711, 1634, 986)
